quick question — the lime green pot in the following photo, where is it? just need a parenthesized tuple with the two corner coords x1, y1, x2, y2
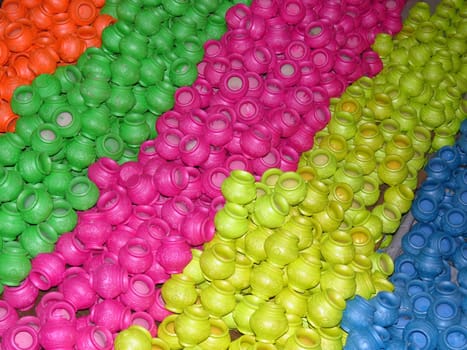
(250, 302, 288, 344)
(383, 184, 414, 214)
(306, 148, 337, 180)
(275, 286, 308, 318)
(252, 192, 290, 229)
(377, 154, 409, 187)
(298, 179, 329, 215)
(318, 133, 348, 162)
(275, 171, 307, 206)
(320, 263, 356, 300)
(349, 226, 375, 257)
(286, 252, 321, 293)
(199, 279, 236, 318)
(199, 243, 236, 281)
(175, 304, 211, 347)
(221, 170, 257, 205)
(385, 134, 414, 162)
(160, 273, 198, 313)
(317, 327, 344, 350)
(214, 202, 250, 240)
(307, 288, 345, 328)
(320, 230, 355, 265)
(313, 201, 344, 233)
(264, 229, 299, 268)
(198, 318, 231, 350)
(250, 260, 284, 300)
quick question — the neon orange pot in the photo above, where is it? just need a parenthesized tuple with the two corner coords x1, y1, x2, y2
(52, 13, 78, 38)
(28, 47, 59, 75)
(43, 0, 70, 14)
(68, 0, 98, 26)
(56, 34, 86, 63)
(4, 21, 34, 53)
(77, 26, 100, 48)
(10, 53, 35, 81)
(3, 0, 28, 21)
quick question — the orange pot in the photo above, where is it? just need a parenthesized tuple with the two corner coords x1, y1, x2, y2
(68, 0, 98, 26)
(3, 0, 28, 22)
(0, 72, 28, 100)
(10, 53, 35, 81)
(28, 47, 59, 75)
(52, 13, 77, 38)
(35, 31, 58, 51)
(4, 21, 34, 53)
(43, 0, 71, 14)
(29, 5, 54, 30)
(56, 34, 86, 63)
(77, 25, 100, 48)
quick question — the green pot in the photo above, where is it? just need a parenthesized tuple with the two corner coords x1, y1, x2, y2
(161, 273, 198, 313)
(250, 302, 288, 344)
(307, 288, 345, 328)
(199, 243, 236, 281)
(175, 304, 211, 347)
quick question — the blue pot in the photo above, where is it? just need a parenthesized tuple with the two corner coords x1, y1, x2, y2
(406, 279, 431, 297)
(436, 145, 461, 170)
(441, 208, 467, 237)
(424, 157, 452, 183)
(414, 247, 444, 280)
(402, 229, 429, 256)
(411, 195, 439, 223)
(371, 291, 401, 327)
(416, 179, 445, 204)
(457, 133, 467, 154)
(410, 292, 433, 319)
(427, 232, 458, 259)
(433, 281, 463, 307)
(341, 295, 376, 332)
(427, 298, 462, 331)
(438, 325, 467, 350)
(403, 319, 439, 350)
(394, 253, 418, 279)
